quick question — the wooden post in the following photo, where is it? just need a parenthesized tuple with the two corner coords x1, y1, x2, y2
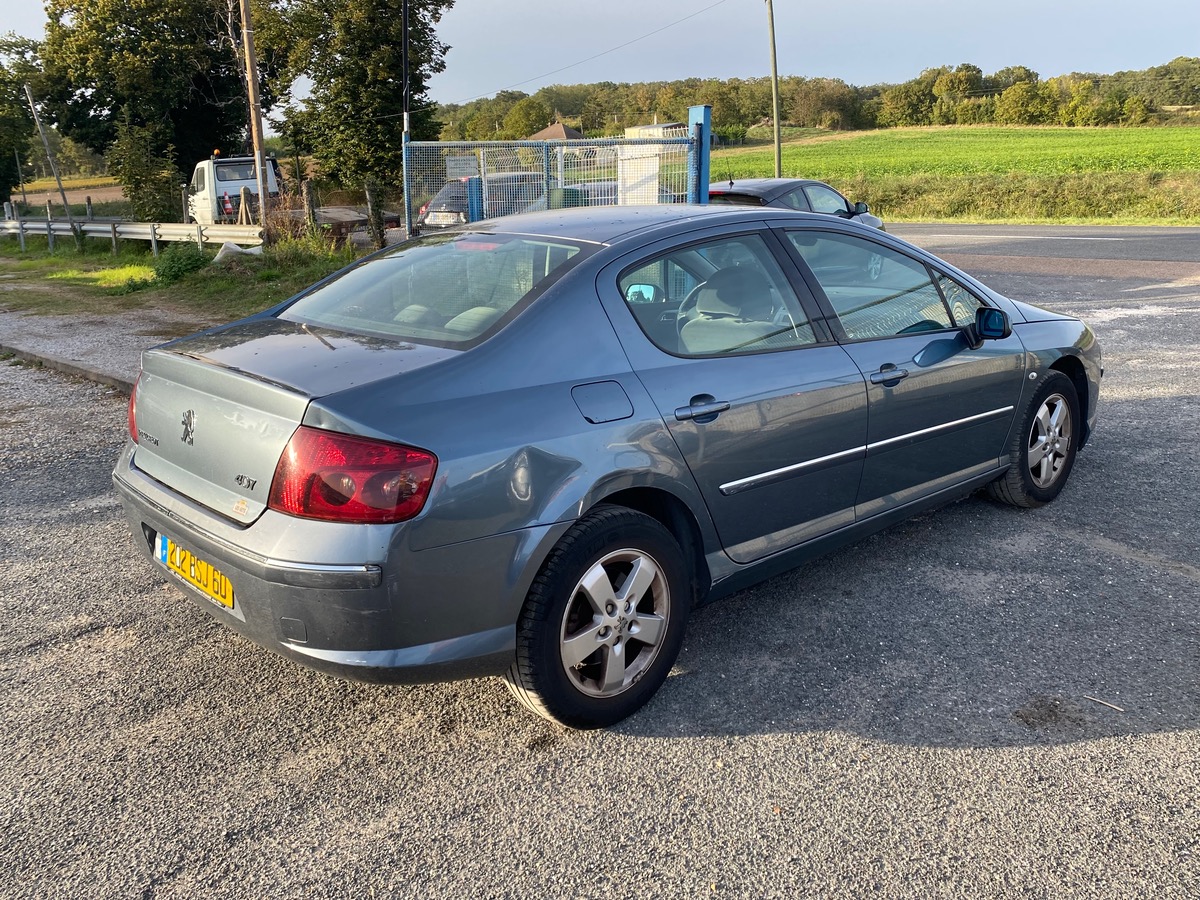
(239, 0, 269, 227)
(150, 224, 160, 258)
(110, 222, 119, 254)
(364, 179, 384, 249)
(46, 198, 52, 220)
(302, 180, 316, 228)
(238, 185, 253, 225)
(86, 196, 94, 220)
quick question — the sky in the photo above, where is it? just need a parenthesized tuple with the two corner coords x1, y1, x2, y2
(5, 0, 1200, 105)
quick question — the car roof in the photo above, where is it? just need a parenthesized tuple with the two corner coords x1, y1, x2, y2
(465, 203, 831, 245)
(709, 178, 826, 198)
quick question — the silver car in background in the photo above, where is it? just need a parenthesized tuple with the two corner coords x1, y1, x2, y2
(113, 205, 1101, 728)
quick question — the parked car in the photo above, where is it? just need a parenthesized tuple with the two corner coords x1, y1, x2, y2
(709, 178, 884, 230)
(415, 171, 550, 232)
(113, 205, 1102, 729)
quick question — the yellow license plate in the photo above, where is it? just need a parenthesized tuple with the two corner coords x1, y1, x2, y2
(155, 534, 235, 609)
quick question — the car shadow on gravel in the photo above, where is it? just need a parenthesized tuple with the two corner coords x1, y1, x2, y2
(613, 392, 1200, 746)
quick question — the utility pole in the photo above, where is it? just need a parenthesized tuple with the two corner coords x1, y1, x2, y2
(25, 83, 79, 248)
(14, 149, 28, 209)
(402, 0, 411, 140)
(239, 0, 268, 226)
(765, 0, 782, 178)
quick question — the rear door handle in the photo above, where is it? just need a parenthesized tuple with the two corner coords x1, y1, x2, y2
(870, 365, 909, 385)
(674, 395, 730, 422)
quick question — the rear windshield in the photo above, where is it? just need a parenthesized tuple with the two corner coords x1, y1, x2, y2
(708, 193, 766, 207)
(215, 162, 259, 182)
(278, 231, 592, 347)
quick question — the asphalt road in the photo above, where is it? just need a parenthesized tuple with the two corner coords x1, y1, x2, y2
(1, 226, 1198, 899)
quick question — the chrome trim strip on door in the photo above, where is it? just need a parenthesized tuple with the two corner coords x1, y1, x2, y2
(866, 406, 1014, 451)
(719, 447, 867, 496)
(717, 405, 1015, 496)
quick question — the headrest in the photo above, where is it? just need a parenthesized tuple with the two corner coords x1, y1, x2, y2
(695, 266, 774, 318)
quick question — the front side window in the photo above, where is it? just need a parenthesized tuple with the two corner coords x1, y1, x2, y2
(280, 232, 589, 346)
(618, 234, 817, 357)
(937, 272, 987, 327)
(786, 231, 953, 341)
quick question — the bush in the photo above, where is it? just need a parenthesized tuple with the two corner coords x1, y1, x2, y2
(153, 242, 209, 283)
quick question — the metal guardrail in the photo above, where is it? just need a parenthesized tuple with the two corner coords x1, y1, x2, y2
(0, 217, 263, 253)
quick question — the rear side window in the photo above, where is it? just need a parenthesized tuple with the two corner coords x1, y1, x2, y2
(785, 231, 953, 340)
(280, 232, 590, 347)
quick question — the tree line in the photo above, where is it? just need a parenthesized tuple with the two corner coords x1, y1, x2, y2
(3, 0, 1199, 218)
(438, 57, 1200, 144)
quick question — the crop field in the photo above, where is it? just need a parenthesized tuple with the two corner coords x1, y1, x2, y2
(714, 126, 1200, 180)
(712, 126, 1200, 222)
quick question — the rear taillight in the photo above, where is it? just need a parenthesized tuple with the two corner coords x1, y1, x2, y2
(127, 374, 140, 443)
(418, 203, 428, 216)
(268, 426, 437, 524)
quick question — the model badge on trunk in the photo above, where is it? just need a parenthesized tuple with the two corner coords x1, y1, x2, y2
(181, 410, 195, 445)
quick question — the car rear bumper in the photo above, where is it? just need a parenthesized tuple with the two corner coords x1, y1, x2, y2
(112, 445, 560, 684)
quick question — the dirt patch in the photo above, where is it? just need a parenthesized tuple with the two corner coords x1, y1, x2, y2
(1013, 694, 1086, 730)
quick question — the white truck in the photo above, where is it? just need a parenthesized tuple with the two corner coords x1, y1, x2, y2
(186, 154, 282, 224)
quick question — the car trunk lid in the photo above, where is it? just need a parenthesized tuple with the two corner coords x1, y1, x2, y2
(132, 319, 457, 524)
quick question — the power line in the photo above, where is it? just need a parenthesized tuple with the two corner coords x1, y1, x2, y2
(446, 0, 737, 106)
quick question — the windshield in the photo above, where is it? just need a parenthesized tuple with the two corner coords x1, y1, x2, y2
(279, 231, 592, 347)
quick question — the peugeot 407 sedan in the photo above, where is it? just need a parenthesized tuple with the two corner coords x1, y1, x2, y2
(113, 205, 1102, 728)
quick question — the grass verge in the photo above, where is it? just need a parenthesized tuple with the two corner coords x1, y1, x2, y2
(0, 232, 356, 321)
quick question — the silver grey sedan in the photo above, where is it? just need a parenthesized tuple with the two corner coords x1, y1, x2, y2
(113, 205, 1102, 728)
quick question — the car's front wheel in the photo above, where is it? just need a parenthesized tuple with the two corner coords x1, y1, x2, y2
(989, 370, 1080, 508)
(504, 506, 690, 728)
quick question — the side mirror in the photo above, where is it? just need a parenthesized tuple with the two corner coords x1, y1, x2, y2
(853, 201, 870, 215)
(975, 306, 1011, 340)
(624, 283, 659, 304)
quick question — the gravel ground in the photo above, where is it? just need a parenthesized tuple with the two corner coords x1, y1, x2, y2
(1, 228, 1198, 898)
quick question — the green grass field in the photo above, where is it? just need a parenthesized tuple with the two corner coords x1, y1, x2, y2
(713, 126, 1200, 222)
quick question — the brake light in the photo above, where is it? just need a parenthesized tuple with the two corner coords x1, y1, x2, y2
(268, 426, 437, 524)
(128, 374, 140, 443)
(418, 203, 428, 216)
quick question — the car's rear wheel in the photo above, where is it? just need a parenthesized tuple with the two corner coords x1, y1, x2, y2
(504, 506, 690, 728)
(989, 371, 1080, 508)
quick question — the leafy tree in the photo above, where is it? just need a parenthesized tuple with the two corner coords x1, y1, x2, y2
(0, 36, 39, 204)
(994, 81, 1058, 124)
(38, 0, 267, 170)
(987, 66, 1039, 92)
(1122, 96, 1150, 125)
(788, 78, 860, 129)
(878, 77, 937, 126)
(106, 118, 182, 221)
(502, 97, 551, 138)
(933, 64, 984, 103)
(267, 0, 454, 186)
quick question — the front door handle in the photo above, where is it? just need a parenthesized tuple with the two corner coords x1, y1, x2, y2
(870, 364, 909, 385)
(674, 395, 730, 423)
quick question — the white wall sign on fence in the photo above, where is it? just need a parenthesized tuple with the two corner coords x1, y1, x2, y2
(444, 155, 480, 179)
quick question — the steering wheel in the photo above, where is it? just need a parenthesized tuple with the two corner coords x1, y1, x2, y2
(675, 280, 709, 343)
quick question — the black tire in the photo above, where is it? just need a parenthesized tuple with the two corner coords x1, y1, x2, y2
(503, 506, 690, 729)
(989, 371, 1080, 508)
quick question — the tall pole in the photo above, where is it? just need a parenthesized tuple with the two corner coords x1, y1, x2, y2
(15, 149, 28, 208)
(239, 0, 268, 226)
(25, 83, 79, 247)
(402, 0, 411, 140)
(765, 0, 782, 178)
